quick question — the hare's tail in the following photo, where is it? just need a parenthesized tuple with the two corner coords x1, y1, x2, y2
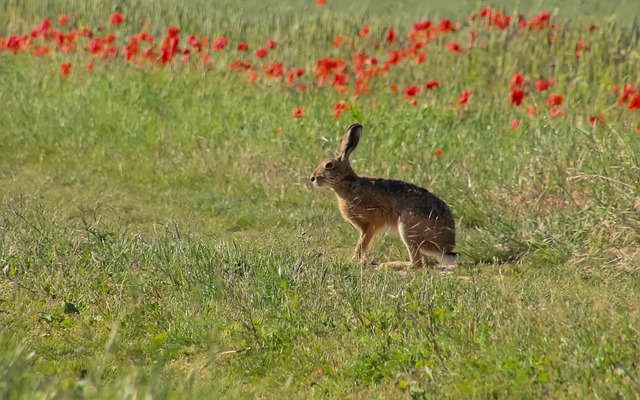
(441, 252, 459, 266)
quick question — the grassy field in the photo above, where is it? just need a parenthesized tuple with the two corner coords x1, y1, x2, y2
(2, 0, 640, 398)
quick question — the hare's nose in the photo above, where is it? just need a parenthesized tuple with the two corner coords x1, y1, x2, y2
(310, 176, 316, 183)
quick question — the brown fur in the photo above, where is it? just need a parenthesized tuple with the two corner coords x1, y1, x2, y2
(311, 124, 456, 268)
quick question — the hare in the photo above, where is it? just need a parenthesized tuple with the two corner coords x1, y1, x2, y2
(310, 123, 457, 268)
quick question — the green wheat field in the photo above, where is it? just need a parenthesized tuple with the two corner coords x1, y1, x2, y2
(1, 0, 640, 398)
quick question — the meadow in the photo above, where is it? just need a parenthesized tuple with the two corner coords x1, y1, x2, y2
(1, 0, 640, 398)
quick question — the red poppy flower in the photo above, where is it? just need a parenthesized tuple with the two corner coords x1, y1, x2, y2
(332, 72, 348, 87)
(212, 37, 228, 50)
(628, 93, 640, 110)
(445, 42, 464, 54)
(247, 69, 258, 84)
(546, 93, 563, 107)
(457, 90, 473, 106)
(549, 106, 564, 118)
(386, 27, 396, 44)
(413, 40, 425, 50)
(187, 35, 202, 52)
(413, 20, 431, 31)
(314, 57, 347, 85)
(137, 32, 153, 42)
(186, 36, 199, 48)
(261, 62, 284, 78)
(478, 7, 492, 18)
(31, 45, 50, 56)
(438, 19, 455, 33)
(535, 80, 549, 91)
(408, 28, 431, 48)
(106, 44, 119, 59)
(293, 106, 305, 119)
(425, 80, 439, 89)
(237, 42, 248, 51)
(359, 26, 370, 38)
(4, 36, 19, 54)
(60, 62, 72, 77)
(470, 31, 477, 44)
(386, 50, 400, 65)
(515, 15, 526, 29)
(276, 127, 283, 134)
(529, 11, 551, 30)
(87, 39, 103, 56)
(511, 119, 521, 130)
(333, 100, 349, 119)
(335, 85, 349, 94)
(315, 0, 327, 5)
(141, 46, 155, 61)
(87, 61, 95, 71)
(351, 52, 367, 70)
(58, 15, 71, 26)
(526, 105, 537, 116)
(333, 35, 344, 48)
(255, 47, 268, 58)
(575, 40, 584, 58)
(510, 90, 524, 106)
(617, 84, 637, 105)
(436, 148, 443, 157)
(123, 38, 139, 61)
(32, 18, 51, 39)
(202, 51, 212, 68)
(167, 26, 180, 36)
(110, 13, 124, 25)
(351, 78, 369, 97)
(230, 60, 251, 71)
(159, 27, 180, 64)
(549, 77, 556, 86)
(588, 24, 597, 31)
(390, 84, 398, 93)
(79, 27, 93, 38)
(284, 67, 305, 86)
(266, 40, 277, 50)
(415, 52, 426, 64)
(509, 73, 525, 90)
(492, 12, 511, 30)
(299, 84, 307, 93)
(588, 115, 605, 126)
(404, 85, 420, 99)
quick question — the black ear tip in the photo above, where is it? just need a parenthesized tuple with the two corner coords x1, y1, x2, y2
(348, 123, 363, 130)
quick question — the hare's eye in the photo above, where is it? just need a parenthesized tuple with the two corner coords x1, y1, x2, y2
(325, 162, 334, 169)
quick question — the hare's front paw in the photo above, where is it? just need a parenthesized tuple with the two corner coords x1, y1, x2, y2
(349, 252, 370, 265)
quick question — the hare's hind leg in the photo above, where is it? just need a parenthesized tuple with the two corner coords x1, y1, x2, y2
(399, 212, 457, 268)
(418, 225, 457, 267)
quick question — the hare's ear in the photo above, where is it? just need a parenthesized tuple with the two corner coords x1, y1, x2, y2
(338, 123, 362, 161)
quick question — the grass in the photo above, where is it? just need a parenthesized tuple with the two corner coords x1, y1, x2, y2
(1, 0, 640, 398)
(3, 209, 640, 398)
